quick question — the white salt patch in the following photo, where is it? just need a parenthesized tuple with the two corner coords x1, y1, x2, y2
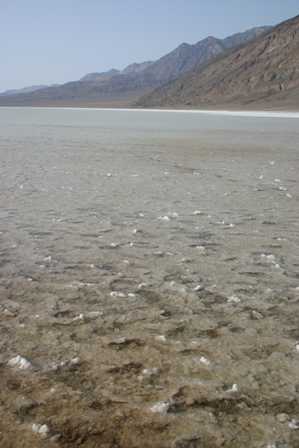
(72, 313, 84, 322)
(198, 356, 211, 366)
(286, 193, 293, 198)
(193, 285, 203, 292)
(64, 107, 299, 119)
(70, 357, 80, 366)
(150, 400, 171, 415)
(153, 251, 164, 256)
(110, 291, 126, 298)
(261, 254, 276, 264)
(193, 210, 202, 215)
(89, 264, 95, 269)
(259, 175, 264, 180)
(170, 212, 179, 218)
(274, 179, 281, 183)
(138, 213, 145, 217)
(128, 293, 136, 298)
(112, 337, 127, 344)
(158, 215, 170, 221)
(228, 295, 241, 304)
(32, 423, 50, 438)
(8, 355, 32, 370)
(196, 246, 206, 255)
(138, 282, 147, 289)
(106, 173, 112, 177)
(227, 384, 239, 393)
(155, 335, 167, 343)
(49, 357, 80, 372)
(142, 367, 159, 377)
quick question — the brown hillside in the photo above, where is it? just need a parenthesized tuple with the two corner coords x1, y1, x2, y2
(137, 15, 299, 109)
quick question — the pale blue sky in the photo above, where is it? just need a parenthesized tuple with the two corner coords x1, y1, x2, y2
(1, 0, 298, 91)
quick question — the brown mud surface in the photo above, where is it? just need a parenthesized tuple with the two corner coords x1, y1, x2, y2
(1, 275, 299, 448)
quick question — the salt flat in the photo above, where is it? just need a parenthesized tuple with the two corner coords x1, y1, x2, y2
(21, 106, 299, 119)
(0, 107, 299, 447)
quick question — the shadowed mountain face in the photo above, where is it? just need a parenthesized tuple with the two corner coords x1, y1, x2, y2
(137, 16, 299, 109)
(0, 26, 270, 106)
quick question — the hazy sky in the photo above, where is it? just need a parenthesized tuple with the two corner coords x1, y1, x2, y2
(1, 0, 298, 91)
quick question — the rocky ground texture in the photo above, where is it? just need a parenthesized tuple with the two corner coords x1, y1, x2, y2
(1, 276, 299, 448)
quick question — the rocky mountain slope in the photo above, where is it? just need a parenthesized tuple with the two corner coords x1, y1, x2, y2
(0, 26, 270, 106)
(137, 16, 299, 109)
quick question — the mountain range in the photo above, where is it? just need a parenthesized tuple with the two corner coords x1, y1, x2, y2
(0, 85, 50, 97)
(0, 26, 271, 107)
(138, 15, 299, 110)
